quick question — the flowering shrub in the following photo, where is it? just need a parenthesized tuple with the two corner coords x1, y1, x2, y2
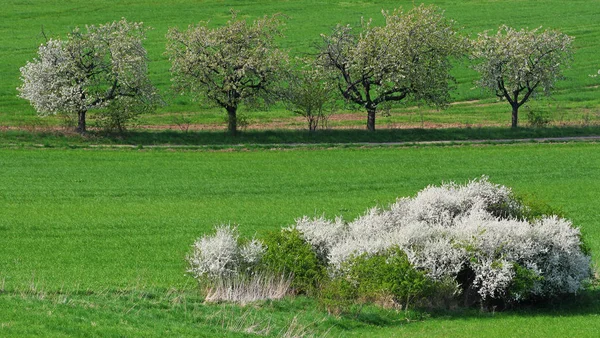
(187, 225, 265, 281)
(295, 177, 592, 306)
(187, 225, 297, 304)
(187, 177, 592, 308)
(187, 226, 320, 300)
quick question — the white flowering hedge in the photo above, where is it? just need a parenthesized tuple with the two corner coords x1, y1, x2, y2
(188, 177, 592, 306)
(295, 177, 592, 304)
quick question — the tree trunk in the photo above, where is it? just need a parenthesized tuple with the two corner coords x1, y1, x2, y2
(366, 107, 376, 131)
(308, 117, 317, 132)
(226, 106, 238, 136)
(76, 110, 87, 133)
(511, 104, 519, 128)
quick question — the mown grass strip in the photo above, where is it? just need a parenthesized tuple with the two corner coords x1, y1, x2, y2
(1, 126, 600, 149)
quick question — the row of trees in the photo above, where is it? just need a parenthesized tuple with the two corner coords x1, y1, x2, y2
(18, 5, 574, 134)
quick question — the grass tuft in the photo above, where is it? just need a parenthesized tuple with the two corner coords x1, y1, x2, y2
(204, 273, 292, 305)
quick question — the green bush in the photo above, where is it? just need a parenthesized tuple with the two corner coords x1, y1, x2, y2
(509, 263, 544, 302)
(94, 108, 141, 133)
(515, 193, 565, 221)
(331, 247, 435, 312)
(318, 277, 357, 316)
(527, 109, 552, 128)
(261, 228, 327, 295)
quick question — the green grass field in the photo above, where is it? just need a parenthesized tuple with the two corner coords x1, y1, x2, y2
(2, 0, 600, 129)
(2, 0, 600, 336)
(1, 142, 599, 336)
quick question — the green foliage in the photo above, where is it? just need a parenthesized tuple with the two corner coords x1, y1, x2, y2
(509, 263, 544, 301)
(342, 247, 434, 311)
(279, 58, 337, 131)
(514, 193, 566, 221)
(319, 247, 436, 315)
(94, 106, 142, 133)
(318, 277, 358, 316)
(527, 109, 552, 128)
(261, 228, 326, 295)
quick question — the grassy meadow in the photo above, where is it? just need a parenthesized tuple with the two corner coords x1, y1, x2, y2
(2, 0, 600, 336)
(1, 142, 600, 336)
(1, 0, 600, 129)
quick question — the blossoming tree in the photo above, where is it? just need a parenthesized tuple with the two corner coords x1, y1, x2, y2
(18, 19, 159, 133)
(318, 4, 466, 131)
(166, 12, 288, 135)
(472, 25, 573, 128)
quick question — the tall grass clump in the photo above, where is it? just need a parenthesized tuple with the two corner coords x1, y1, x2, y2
(187, 225, 291, 303)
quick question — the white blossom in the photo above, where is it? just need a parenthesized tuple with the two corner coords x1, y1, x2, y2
(240, 238, 266, 270)
(166, 11, 288, 135)
(187, 225, 267, 281)
(18, 18, 159, 132)
(472, 25, 573, 127)
(296, 177, 592, 302)
(294, 215, 346, 262)
(187, 225, 241, 279)
(319, 4, 468, 131)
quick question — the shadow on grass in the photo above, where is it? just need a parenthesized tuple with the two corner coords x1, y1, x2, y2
(2, 286, 599, 334)
(88, 126, 600, 145)
(424, 287, 600, 321)
(330, 286, 600, 330)
(1, 125, 600, 147)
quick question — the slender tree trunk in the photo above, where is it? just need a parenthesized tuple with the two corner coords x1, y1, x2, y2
(226, 106, 238, 136)
(366, 107, 376, 131)
(76, 110, 87, 133)
(308, 117, 317, 132)
(511, 104, 519, 128)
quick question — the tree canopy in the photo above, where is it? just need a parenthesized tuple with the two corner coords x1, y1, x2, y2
(18, 19, 159, 133)
(318, 4, 466, 131)
(166, 12, 288, 135)
(472, 25, 573, 128)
